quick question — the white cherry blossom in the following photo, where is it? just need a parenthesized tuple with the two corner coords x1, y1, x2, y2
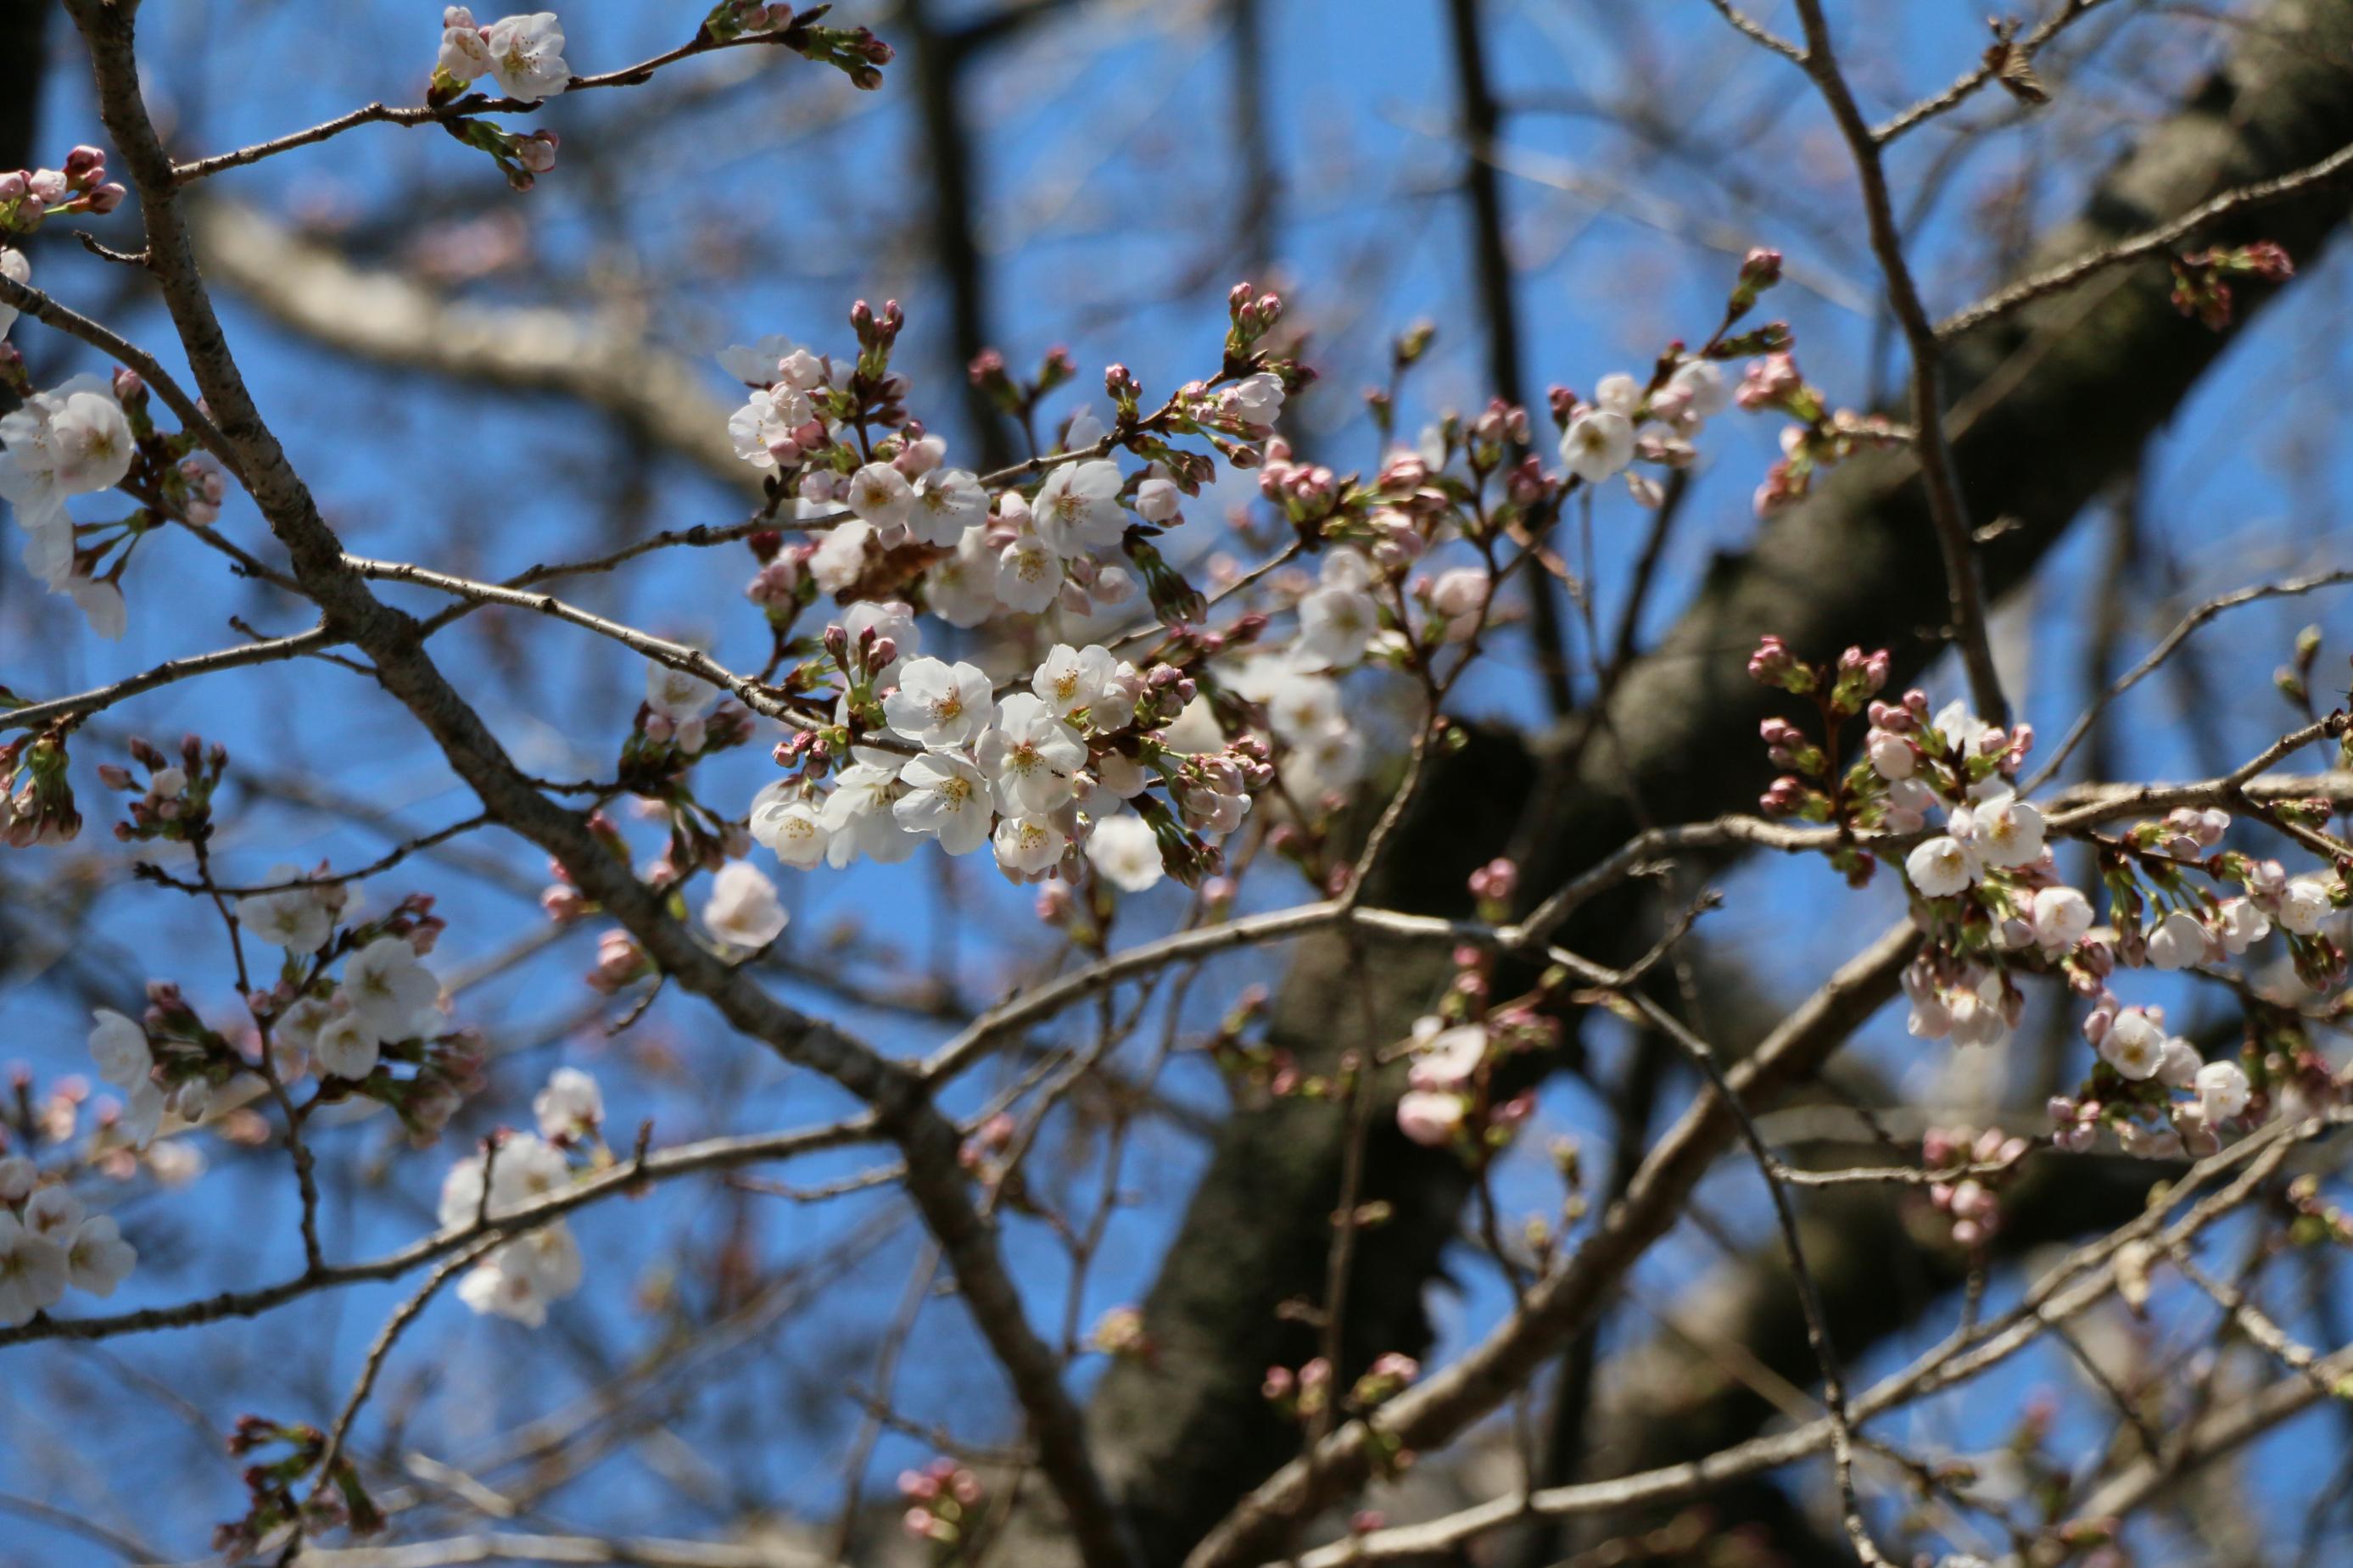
(87, 1008, 150, 1090)
(344, 937, 440, 1041)
(885, 657, 992, 749)
(2217, 897, 2271, 954)
(819, 752, 923, 867)
(847, 461, 914, 531)
(750, 783, 833, 869)
(909, 468, 988, 546)
(238, 871, 334, 953)
(992, 814, 1067, 877)
(1086, 812, 1164, 892)
(64, 1214, 135, 1297)
(976, 695, 1087, 816)
(0, 247, 27, 341)
(313, 1003, 381, 1081)
(2030, 886, 2093, 951)
(1032, 644, 1115, 721)
(534, 1067, 604, 1143)
(0, 1213, 67, 1327)
(2099, 1007, 2165, 1080)
(2278, 876, 2333, 935)
(704, 861, 788, 947)
(1560, 409, 1635, 483)
(23, 1185, 81, 1241)
(1031, 460, 1126, 556)
(1295, 582, 1378, 671)
(483, 12, 570, 102)
(1669, 358, 1730, 417)
(646, 661, 719, 723)
(1904, 836, 1976, 898)
(998, 533, 1063, 613)
(925, 527, 1003, 627)
(894, 752, 993, 855)
(2144, 909, 2211, 971)
(2196, 1059, 2250, 1121)
(439, 7, 495, 81)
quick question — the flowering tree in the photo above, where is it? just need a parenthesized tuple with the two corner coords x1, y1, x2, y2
(8, 2, 2353, 1565)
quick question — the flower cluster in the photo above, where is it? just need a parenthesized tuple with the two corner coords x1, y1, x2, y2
(0, 144, 126, 237)
(2046, 999, 2259, 1159)
(1751, 633, 2349, 1161)
(1918, 1125, 2029, 1248)
(434, 9, 572, 103)
(0, 349, 230, 637)
(101, 731, 228, 849)
(2170, 241, 2295, 330)
(0, 370, 136, 633)
(743, 628, 1266, 892)
(437, 1069, 607, 1328)
(899, 1459, 984, 1550)
(1732, 351, 1909, 516)
(0, 1154, 137, 1327)
(1389, 868, 1558, 1154)
(1261, 1352, 1421, 1472)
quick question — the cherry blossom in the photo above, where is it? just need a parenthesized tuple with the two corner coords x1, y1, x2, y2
(2144, 909, 2212, 972)
(1031, 644, 1116, 722)
(482, 12, 570, 102)
(437, 7, 495, 81)
(1085, 813, 1165, 892)
(997, 532, 1063, 613)
(1, 376, 133, 548)
(1560, 408, 1634, 484)
(344, 936, 441, 1041)
(1031, 460, 1126, 556)
(2099, 1007, 2166, 1081)
(2030, 886, 2093, 951)
(846, 461, 915, 532)
(885, 657, 992, 749)
(894, 752, 994, 856)
(64, 1214, 136, 1297)
(704, 860, 788, 947)
(2278, 876, 2333, 935)
(1294, 560, 1379, 672)
(0, 245, 26, 340)
(1904, 836, 1975, 899)
(820, 751, 924, 867)
(1395, 1091, 1465, 1148)
(2196, 1059, 2250, 1121)
(238, 872, 335, 953)
(909, 468, 987, 546)
(313, 1003, 381, 1081)
(749, 782, 832, 869)
(87, 1007, 150, 1089)
(23, 1185, 80, 1241)
(925, 527, 1005, 626)
(534, 1066, 603, 1144)
(976, 695, 1087, 816)
(1965, 790, 2045, 869)
(0, 1212, 67, 1327)
(992, 814, 1067, 879)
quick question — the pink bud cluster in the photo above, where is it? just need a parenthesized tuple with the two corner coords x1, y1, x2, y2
(1920, 1126, 2029, 1247)
(0, 147, 126, 235)
(898, 1459, 982, 1546)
